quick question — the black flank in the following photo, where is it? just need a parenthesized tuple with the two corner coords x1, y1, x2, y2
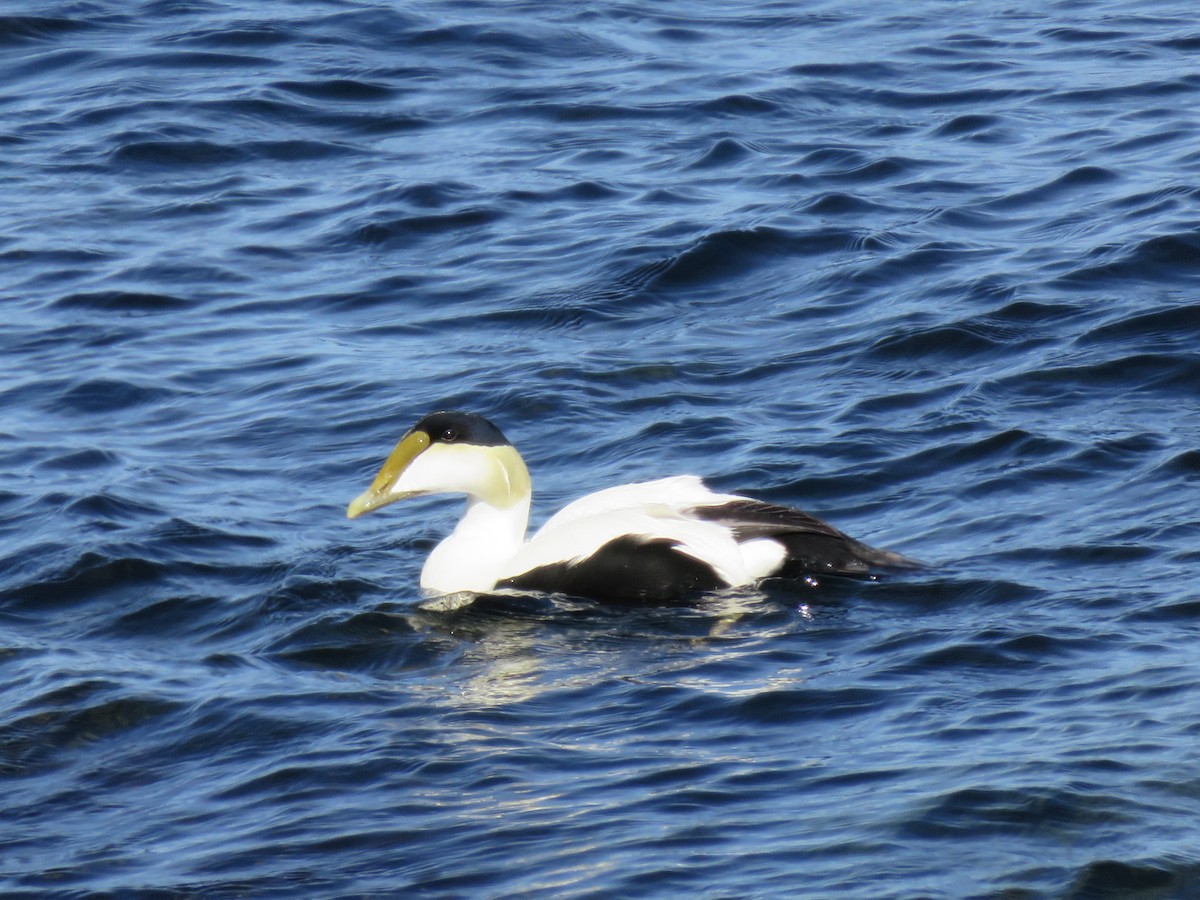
(500, 535, 727, 604)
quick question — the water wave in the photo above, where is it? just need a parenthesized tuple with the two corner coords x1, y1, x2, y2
(4, 0, 1200, 895)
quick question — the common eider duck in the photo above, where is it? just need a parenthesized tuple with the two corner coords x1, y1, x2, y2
(347, 411, 916, 603)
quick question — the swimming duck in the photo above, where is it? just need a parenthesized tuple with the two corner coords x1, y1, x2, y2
(347, 411, 916, 603)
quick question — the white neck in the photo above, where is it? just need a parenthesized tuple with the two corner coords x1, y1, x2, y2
(420, 494, 531, 593)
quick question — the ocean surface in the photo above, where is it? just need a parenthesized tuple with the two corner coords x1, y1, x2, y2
(4, 0, 1200, 896)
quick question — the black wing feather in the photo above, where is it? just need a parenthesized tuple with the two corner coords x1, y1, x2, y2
(694, 498, 920, 578)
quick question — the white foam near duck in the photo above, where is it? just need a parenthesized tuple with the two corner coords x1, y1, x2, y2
(347, 411, 917, 603)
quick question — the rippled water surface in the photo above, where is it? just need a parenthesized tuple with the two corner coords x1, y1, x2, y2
(4, 0, 1200, 896)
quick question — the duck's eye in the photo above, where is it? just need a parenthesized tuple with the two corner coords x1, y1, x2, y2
(440, 427, 459, 443)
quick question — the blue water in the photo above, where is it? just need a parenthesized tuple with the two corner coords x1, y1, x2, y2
(4, 0, 1200, 895)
